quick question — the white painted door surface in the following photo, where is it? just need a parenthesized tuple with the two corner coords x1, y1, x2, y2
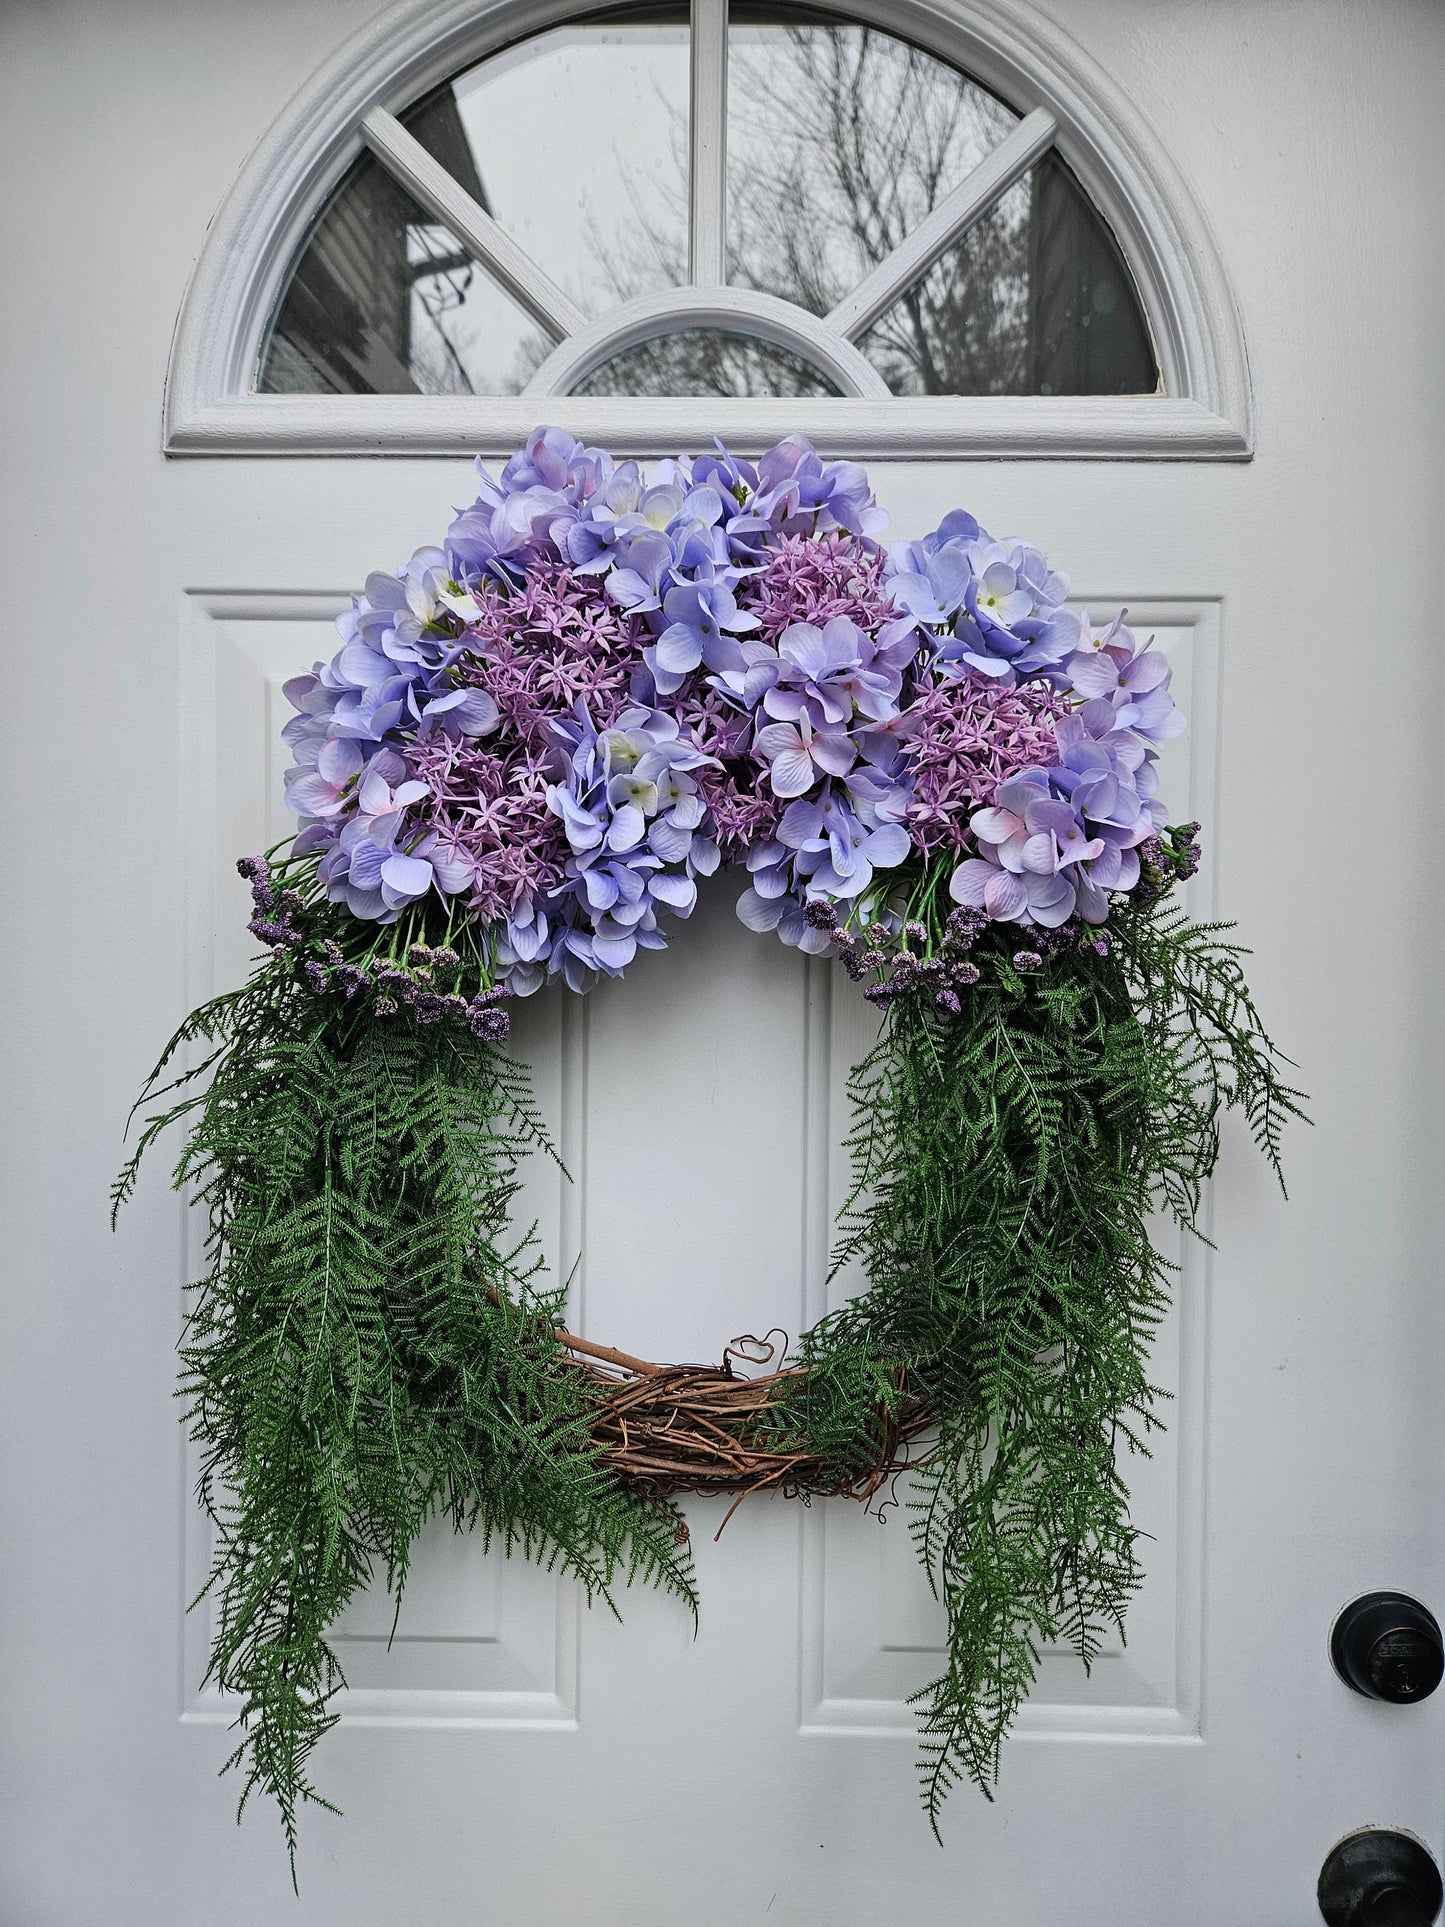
(4, 3, 1444, 1924)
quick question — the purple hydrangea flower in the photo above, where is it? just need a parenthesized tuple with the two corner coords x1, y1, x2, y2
(745, 436, 887, 541)
(948, 706, 1161, 928)
(1063, 611, 1186, 747)
(646, 575, 761, 692)
(883, 516, 1079, 681)
(275, 429, 1187, 978)
(496, 701, 718, 995)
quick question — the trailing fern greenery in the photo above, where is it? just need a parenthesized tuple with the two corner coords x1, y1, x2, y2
(116, 964, 695, 1879)
(117, 850, 1300, 1869)
(787, 900, 1303, 1830)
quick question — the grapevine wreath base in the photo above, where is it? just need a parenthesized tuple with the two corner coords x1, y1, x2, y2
(543, 1313, 929, 1513)
(118, 427, 1300, 1877)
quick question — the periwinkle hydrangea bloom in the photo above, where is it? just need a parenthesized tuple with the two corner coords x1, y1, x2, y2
(284, 551, 497, 763)
(948, 700, 1166, 928)
(884, 515, 1080, 682)
(280, 545, 503, 922)
(721, 616, 916, 943)
(315, 749, 476, 923)
(280, 428, 1188, 982)
(881, 511, 978, 636)
(445, 427, 613, 583)
(744, 436, 888, 542)
(1065, 610, 1186, 747)
(496, 702, 720, 995)
(647, 575, 761, 693)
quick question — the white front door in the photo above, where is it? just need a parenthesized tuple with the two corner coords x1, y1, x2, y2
(4, 3, 1444, 1924)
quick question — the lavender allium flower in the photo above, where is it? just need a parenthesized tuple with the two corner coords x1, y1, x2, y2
(903, 674, 1069, 853)
(460, 561, 650, 742)
(743, 532, 895, 644)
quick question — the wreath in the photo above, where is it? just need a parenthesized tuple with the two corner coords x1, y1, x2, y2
(118, 427, 1301, 1872)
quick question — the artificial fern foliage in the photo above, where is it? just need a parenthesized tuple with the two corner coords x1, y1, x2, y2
(796, 901, 1303, 1826)
(117, 867, 1300, 1869)
(118, 970, 696, 1875)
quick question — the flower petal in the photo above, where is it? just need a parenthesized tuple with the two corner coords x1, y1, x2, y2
(648, 817, 692, 862)
(810, 729, 857, 778)
(948, 859, 993, 908)
(1024, 871, 1075, 926)
(736, 885, 786, 932)
(777, 798, 825, 848)
(982, 870, 1029, 921)
(861, 821, 910, 869)
(768, 748, 817, 798)
(317, 738, 364, 786)
(606, 804, 647, 852)
(380, 853, 434, 899)
(970, 806, 1025, 846)
(649, 873, 697, 913)
(653, 623, 704, 676)
(1020, 832, 1058, 875)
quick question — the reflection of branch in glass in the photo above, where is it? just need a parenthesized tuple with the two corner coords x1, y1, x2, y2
(574, 23, 1030, 398)
(494, 21, 1153, 401)
(498, 63, 692, 396)
(576, 329, 839, 398)
(855, 185, 1030, 397)
(408, 226, 481, 396)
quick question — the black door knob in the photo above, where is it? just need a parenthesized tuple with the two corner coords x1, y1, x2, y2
(1319, 1829, 1443, 1926)
(1332, 1593, 1444, 1704)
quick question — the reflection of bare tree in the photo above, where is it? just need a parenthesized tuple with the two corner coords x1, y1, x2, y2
(575, 329, 838, 398)
(565, 23, 1032, 399)
(726, 25, 1030, 395)
(566, 21, 1153, 401)
(263, 17, 1156, 400)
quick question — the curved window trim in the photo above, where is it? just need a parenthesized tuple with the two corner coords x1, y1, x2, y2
(164, 0, 1253, 459)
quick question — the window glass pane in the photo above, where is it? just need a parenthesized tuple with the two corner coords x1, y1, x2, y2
(856, 154, 1158, 396)
(726, 6, 1157, 395)
(726, 5, 1018, 318)
(258, 152, 542, 395)
(406, 10, 690, 326)
(573, 329, 840, 396)
(258, 2, 1159, 401)
(1021, 152, 1157, 394)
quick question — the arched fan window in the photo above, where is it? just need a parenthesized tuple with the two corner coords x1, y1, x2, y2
(258, 3, 1158, 403)
(164, 0, 1251, 455)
